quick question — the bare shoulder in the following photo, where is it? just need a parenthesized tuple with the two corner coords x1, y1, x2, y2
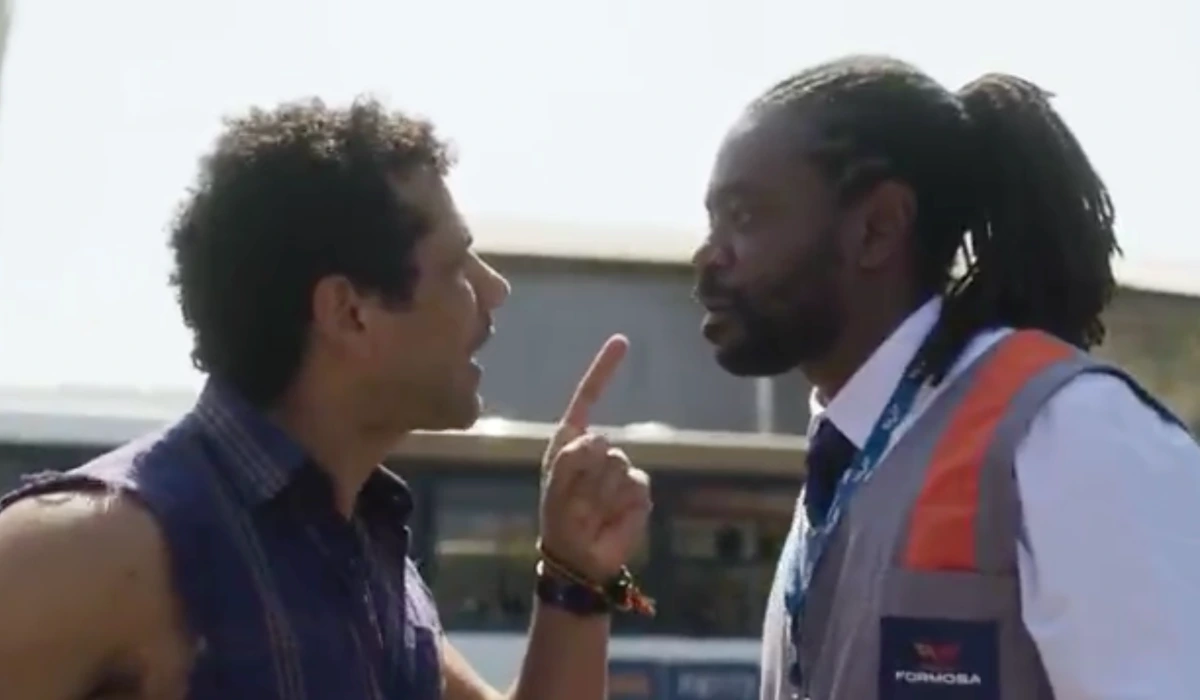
(0, 488, 178, 691)
(0, 487, 171, 602)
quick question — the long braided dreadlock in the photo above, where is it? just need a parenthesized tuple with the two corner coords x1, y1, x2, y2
(753, 55, 1120, 385)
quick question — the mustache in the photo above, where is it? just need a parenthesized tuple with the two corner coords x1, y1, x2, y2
(692, 271, 737, 308)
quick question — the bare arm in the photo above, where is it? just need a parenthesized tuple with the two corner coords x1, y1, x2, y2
(444, 335, 649, 700)
(442, 638, 504, 700)
(442, 603, 610, 700)
(0, 491, 180, 700)
(508, 603, 610, 700)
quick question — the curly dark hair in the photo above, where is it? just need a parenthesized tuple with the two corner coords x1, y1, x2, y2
(755, 56, 1119, 384)
(169, 97, 455, 405)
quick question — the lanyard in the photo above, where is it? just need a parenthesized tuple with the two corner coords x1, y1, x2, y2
(783, 361, 926, 690)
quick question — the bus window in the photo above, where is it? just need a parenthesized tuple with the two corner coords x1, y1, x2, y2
(428, 472, 653, 631)
(659, 484, 794, 637)
(432, 476, 541, 629)
(0, 458, 24, 491)
(0, 444, 101, 491)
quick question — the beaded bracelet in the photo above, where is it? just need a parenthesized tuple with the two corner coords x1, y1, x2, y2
(536, 539, 656, 617)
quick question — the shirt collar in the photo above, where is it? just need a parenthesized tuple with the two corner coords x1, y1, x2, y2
(808, 297, 942, 449)
(191, 379, 413, 518)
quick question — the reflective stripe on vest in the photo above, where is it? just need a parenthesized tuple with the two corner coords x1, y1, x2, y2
(904, 330, 1074, 572)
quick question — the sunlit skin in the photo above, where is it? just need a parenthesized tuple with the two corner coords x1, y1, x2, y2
(694, 106, 923, 399)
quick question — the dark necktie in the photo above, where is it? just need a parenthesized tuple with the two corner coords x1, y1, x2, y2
(804, 418, 859, 527)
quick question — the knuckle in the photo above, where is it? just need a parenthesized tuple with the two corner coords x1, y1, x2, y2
(604, 446, 631, 465)
(627, 467, 650, 487)
(584, 433, 610, 452)
(559, 434, 593, 456)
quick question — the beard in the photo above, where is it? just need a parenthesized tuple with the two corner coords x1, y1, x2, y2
(698, 228, 844, 377)
(711, 289, 842, 377)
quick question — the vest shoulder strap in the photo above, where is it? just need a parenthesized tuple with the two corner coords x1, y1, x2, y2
(902, 329, 1192, 575)
(974, 341, 1192, 574)
(902, 330, 1073, 572)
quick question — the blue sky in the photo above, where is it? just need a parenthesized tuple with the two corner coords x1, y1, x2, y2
(0, 0, 1195, 389)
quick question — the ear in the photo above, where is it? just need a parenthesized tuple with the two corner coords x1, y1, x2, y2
(856, 179, 916, 270)
(311, 275, 366, 346)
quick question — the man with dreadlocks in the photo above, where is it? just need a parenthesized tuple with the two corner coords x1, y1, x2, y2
(694, 55, 1200, 700)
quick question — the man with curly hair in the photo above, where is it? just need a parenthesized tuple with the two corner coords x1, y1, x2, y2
(0, 98, 652, 700)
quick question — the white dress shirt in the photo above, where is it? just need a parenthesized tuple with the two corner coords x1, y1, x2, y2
(808, 298, 1200, 700)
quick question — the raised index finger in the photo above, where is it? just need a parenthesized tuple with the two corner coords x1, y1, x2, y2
(560, 334, 629, 430)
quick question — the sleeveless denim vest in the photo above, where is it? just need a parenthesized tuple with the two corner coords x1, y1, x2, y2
(0, 381, 443, 700)
(760, 330, 1189, 700)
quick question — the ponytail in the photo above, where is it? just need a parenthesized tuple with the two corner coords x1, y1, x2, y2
(755, 57, 1121, 385)
(914, 73, 1120, 383)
